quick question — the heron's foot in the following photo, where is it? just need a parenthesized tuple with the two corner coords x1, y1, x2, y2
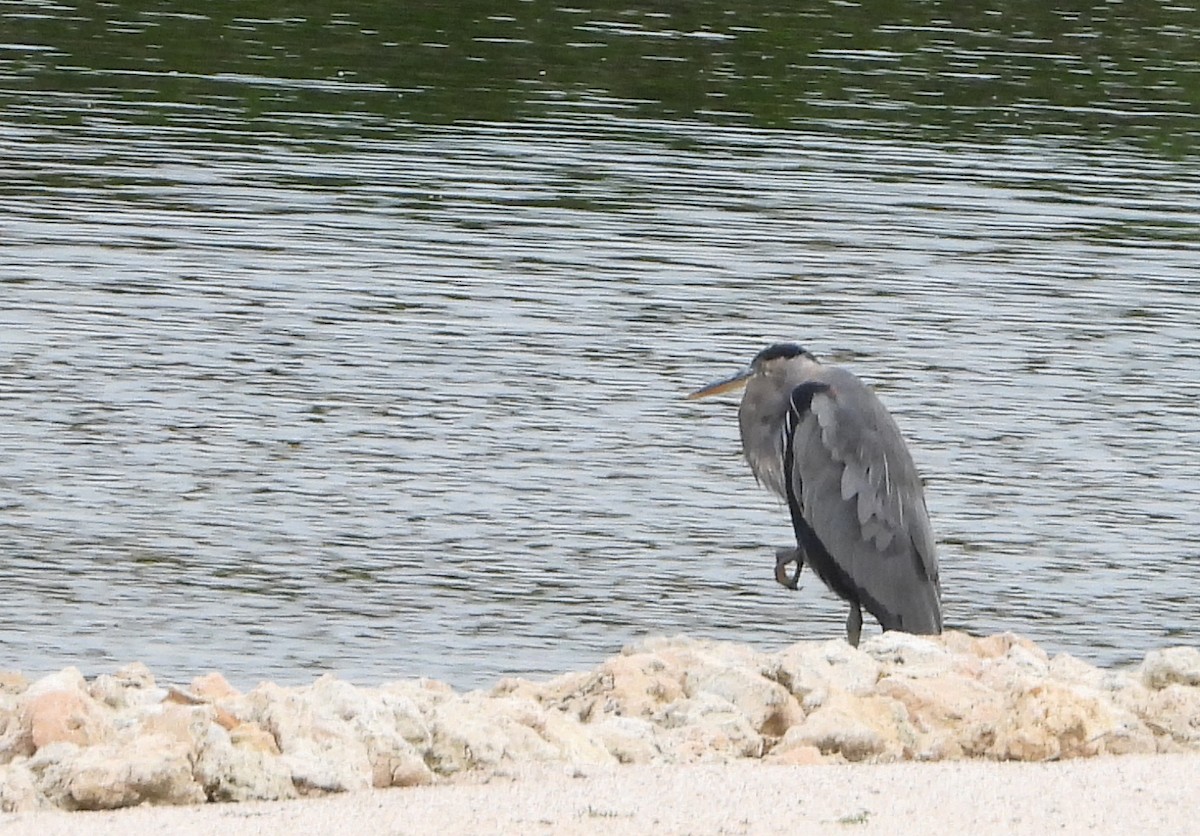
(846, 603, 863, 648)
(774, 547, 803, 591)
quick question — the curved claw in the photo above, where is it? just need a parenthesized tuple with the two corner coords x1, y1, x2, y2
(774, 547, 803, 591)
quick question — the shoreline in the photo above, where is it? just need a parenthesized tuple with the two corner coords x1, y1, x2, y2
(1, 630, 1198, 826)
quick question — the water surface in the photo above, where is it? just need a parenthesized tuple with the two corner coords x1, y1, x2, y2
(2, 1, 1198, 690)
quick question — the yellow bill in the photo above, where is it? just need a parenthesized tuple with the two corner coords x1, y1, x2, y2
(686, 367, 753, 400)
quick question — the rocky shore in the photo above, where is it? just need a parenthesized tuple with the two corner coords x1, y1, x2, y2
(1, 631, 1198, 813)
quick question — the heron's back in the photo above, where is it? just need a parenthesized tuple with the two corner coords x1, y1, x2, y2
(783, 365, 942, 635)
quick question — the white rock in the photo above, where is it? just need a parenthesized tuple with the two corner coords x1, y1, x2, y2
(427, 695, 557, 775)
(0, 694, 34, 765)
(244, 681, 371, 794)
(0, 761, 46, 812)
(536, 708, 618, 767)
(861, 632, 950, 669)
(767, 639, 881, 708)
(1048, 653, 1106, 690)
(306, 677, 432, 788)
(30, 735, 205, 810)
(784, 690, 908, 762)
(682, 662, 802, 737)
(24, 668, 88, 700)
(588, 715, 662, 764)
(89, 663, 166, 711)
(1139, 684, 1200, 747)
(193, 721, 298, 802)
(1005, 642, 1052, 674)
(657, 692, 763, 762)
(1140, 647, 1200, 690)
(0, 635, 1198, 814)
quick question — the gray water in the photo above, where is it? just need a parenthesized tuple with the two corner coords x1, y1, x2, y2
(2, 2, 1199, 690)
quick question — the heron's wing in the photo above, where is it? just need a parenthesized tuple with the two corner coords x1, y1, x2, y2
(785, 370, 941, 634)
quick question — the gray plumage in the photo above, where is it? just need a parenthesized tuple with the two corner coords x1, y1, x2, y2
(690, 343, 942, 646)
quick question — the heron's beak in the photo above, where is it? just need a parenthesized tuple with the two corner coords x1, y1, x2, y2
(686, 367, 753, 400)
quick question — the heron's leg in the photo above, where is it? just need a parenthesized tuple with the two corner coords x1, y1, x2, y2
(774, 546, 804, 590)
(846, 602, 863, 648)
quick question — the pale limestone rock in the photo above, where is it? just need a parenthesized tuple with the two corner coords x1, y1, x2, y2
(990, 681, 1154, 761)
(380, 677, 456, 706)
(531, 706, 618, 767)
(1005, 643, 1053, 675)
(312, 676, 430, 743)
(25, 668, 88, 699)
(0, 762, 46, 812)
(1096, 674, 1155, 741)
(279, 739, 372, 794)
(492, 670, 596, 711)
(373, 747, 435, 789)
(966, 632, 1050, 661)
(489, 666, 669, 764)
(936, 633, 993, 657)
(1138, 684, 1200, 747)
(21, 668, 112, 751)
(231, 674, 436, 791)
(766, 640, 881, 710)
(26, 689, 113, 749)
(875, 670, 1005, 759)
(1, 636, 1199, 815)
(191, 672, 241, 701)
(229, 721, 281, 755)
(427, 694, 558, 775)
(88, 662, 160, 712)
(1055, 663, 1118, 698)
(507, 635, 797, 763)
(682, 661, 803, 738)
(625, 634, 760, 667)
(136, 703, 208, 753)
(784, 691, 908, 762)
(588, 715, 662, 764)
(89, 679, 145, 714)
(306, 677, 433, 788)
(244, 681, 372, 794)
(977, 650, 1045, 698)
(1041, 675, 1158, 757)
(193, 720, 297, 802)
(0, 672, 29, 695)
(570, 652, 688, 721)
(1140, 647, 1200, 690)
(354, 721, 431, 788)
(0, 694, 34, 764)
(31, 735, 205, 810)
(861, 632, 950, 670)
(657, 693, 763, 762)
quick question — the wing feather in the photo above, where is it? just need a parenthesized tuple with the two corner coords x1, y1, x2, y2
(787, 369, 941, 634)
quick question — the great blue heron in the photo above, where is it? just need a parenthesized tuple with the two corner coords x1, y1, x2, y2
(688, 343, 942, 646)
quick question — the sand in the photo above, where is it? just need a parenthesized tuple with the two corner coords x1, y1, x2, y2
(3, 754, 1196, 835)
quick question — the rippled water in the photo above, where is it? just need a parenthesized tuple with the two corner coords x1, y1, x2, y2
(2, 1, 1199, 690)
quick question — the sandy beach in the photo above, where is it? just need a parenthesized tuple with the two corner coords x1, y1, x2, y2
(3, 754, 1197, 835)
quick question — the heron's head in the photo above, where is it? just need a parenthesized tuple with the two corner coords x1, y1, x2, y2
(687, 343, 816, 400)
